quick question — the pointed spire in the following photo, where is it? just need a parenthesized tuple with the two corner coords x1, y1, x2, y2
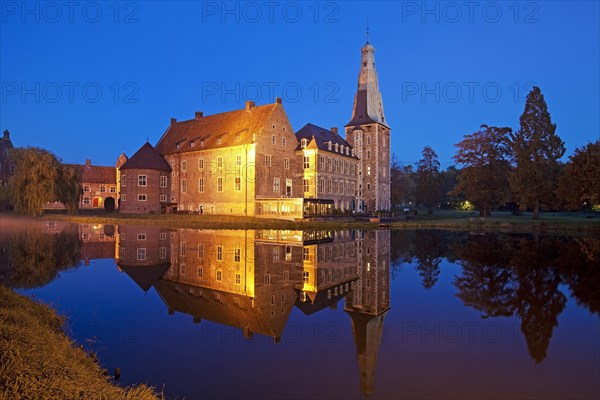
(346, 40, 387, 127)
(366, 19, 370, 43)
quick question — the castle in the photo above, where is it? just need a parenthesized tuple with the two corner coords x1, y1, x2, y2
(2, 41, 390, 217)
(120, 41, 390, 218)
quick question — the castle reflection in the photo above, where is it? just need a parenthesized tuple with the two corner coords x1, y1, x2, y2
(115, 226, 390, 395)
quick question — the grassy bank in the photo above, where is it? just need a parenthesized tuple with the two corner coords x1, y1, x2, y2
(33, 209, 600, 234)
(0, 285, 160, 400)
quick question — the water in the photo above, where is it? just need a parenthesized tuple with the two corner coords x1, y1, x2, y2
(1, 221, 599, 399)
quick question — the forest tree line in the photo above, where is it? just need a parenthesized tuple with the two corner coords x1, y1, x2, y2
(391, 87, 600, 218)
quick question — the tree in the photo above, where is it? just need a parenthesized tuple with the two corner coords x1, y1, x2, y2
(440, 165, 461, 209)
(415, 146, 441, 214)
(558, 140, 600, 210)
(452, 125, 512, 216)
(390, 154, 416, 209)
(510, 87, 565, 219)
(7, 147, 80, 216)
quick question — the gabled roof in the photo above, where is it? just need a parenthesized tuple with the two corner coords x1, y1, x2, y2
(295, 123, 357, 158)
(120, 142, 171, 171)
(119, 263, 170, 293)
(155, 102, 280, 155)
(77, 165, 115, 184)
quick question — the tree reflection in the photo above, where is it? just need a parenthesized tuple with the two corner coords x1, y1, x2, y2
(0, 223, 82, 289)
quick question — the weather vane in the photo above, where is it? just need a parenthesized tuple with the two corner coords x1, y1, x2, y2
(366, 19, 370, 42)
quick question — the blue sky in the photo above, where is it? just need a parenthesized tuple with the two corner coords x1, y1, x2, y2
(1, 1, 599, 167)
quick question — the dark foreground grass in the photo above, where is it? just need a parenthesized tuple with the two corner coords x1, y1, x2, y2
(35, 209, 600, 234)
(0, 285, 161, 400)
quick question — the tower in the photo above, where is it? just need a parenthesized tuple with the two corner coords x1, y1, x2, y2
(345, 41, 391, 212)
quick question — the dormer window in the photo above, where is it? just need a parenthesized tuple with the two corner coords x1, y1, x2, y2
(301, 138, 308, 148)
(217, 137, 222, 145)
(335, 143, 339, 152)
(200, 140, 205, 146)
(328, 142, 332, 151)
(340, 145, 344, 153)
(346, 147, 349, 156)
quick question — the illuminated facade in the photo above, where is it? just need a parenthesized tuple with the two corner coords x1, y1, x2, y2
(295, 124, 360, 215)
(345, 41, 391, 212)
(153, 98, 303, 219)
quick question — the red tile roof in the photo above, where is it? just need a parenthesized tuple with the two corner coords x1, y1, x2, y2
(65, 163, 116, 184)
(120, 142, 171, 171)
(155, 102, 279, 155)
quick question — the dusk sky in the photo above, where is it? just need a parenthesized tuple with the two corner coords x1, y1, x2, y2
(1, 1, 598, 167)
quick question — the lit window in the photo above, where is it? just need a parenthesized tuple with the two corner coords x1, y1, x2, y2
(303, 179, 310, 193)
(217, 177, 223, 192)
(235, 177, 241, 191)
(216, 270, 222, 281)
(303, 156, 310, 169)
(303, 271, 309, 283)
(198, 178, 204, 193)
(301, 138, 308, 148)
(273, 178, 280, 193)
(216, 245, 223, 261)
(235, 273, 241, 285)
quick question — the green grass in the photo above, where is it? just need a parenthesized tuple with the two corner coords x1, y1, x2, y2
(29, 209, 600, 234)
(0, 285, 161, 400)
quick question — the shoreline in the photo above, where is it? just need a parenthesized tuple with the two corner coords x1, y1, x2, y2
(26, 210, 600, 235)
(0, 285, 160, 399)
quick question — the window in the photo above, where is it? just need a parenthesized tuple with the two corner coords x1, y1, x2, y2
(159, 247, 167, 259)
(181, 179, 187, 193)
(283, 271, 289, 281)
(235, 134, 241, 142)
(138, 175, 147, 186)
(303, 247, 310, 261)
(198, 244, 204, 259)
(198, 178, 204, 193)
(367, 166, 371, 176)
(282, 137, 286, 146)
(236, 155, 242, 166)
(319, 177, 324, 193)
(137, 248, 146, 260)
(181, 160, 187, 171)
(367, 134, 371, 145)
(303, 179, 310, 193)
(235, 177, 241, 191)
(303, 271, 309, 283)
(160, 176, 167, 187)
(121, 194, 126, 201)
(285, 245, 292, 261)
(197, 267, 203, 278)
(83, 197, 91, 205)
(137, 233, 146, 240)
(82, 233, 90, 241)
(272, 247, 279, 261)
(281, 293, 286, 303)
(284, 158, 289, 169)
(216, 270, 222, 281)
(286, 179, 292, 197)
(328, 142, 332, 151)
(301, 138, 308, 148)
(216, 245, 223, 261)
(273, 178, 280, 193)
(367, 183, 371, 190)
(303, 156, 310, 169)
(327, 158, 332, 171)
(217, 157, 223, 169)
(217, 177, 223, 192)
(271, 135, 276, 145)
(100, 185, 106, 193)
(235, 273, 241, 285)
(83, 185, 90, 192)
(366, 150, 371, 159)
(264, 274, 271, 285)
(160, 232, 167, 240)
(198, 159, 204, 170)
(216, 137, 222, 144)
(138, 194, 147, 201)
(265, 155, 272, 167)
(234, 244, 241, 262)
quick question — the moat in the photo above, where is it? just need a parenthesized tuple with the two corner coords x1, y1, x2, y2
(1, 221, 598, 399)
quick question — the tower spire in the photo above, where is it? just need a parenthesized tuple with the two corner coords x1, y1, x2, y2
(366, 19, 369, 43)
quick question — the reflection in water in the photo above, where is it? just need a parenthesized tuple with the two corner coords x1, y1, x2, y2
(2, 222, 599, 397)
(116, 227, 390, 395)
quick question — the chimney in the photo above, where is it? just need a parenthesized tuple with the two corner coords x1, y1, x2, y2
(85, 159, 91, 167)
(170, 118, 177, 125)
(245, 100, 255, 111)
(195, 111, 203, 120)
(2, 129, 9, 138)
(330, 127, 338, 135)
(275, 97, 282, 104)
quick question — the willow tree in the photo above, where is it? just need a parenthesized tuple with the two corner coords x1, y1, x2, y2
(8, 147, 80, 216)
(510, 87, 565, 219)
(453, 125, 512, 216)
